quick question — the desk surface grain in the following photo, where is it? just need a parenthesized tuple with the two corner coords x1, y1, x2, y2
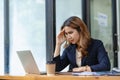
(26, 74, 120, 80)
(0, 74, 120, 80)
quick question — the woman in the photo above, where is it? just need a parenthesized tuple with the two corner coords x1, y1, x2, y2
(53, 16, 110, 72)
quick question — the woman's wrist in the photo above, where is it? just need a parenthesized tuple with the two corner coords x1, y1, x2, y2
(79, 66, 91, 72)
(85, 65, 91, 72)
(54, 44, 61, 57)
(56, 43, 61, 47)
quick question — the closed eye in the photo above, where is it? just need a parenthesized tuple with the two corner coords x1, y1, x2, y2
(68, 31, 73, 34)
(65, 31, 73, 37)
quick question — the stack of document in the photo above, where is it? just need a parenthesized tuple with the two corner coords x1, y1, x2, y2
(112, 68, 120, 72)
(72, 71, 120, 76)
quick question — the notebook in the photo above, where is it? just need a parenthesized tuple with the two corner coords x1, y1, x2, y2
(17, 50, 45, 75)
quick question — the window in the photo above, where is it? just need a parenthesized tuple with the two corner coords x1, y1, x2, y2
(0, 0, 4, 74)
(117, 0, 120, 68)
(9, 0, 46, 75)
(90, 0, 114, 68)
(56, 0, 82, 33)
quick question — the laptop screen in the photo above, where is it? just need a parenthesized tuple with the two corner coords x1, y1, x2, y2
(17, 50, 41, 74)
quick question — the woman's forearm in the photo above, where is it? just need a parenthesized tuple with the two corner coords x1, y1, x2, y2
(54, 44, 61, 57)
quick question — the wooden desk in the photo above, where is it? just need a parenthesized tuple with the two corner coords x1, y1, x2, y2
(0, 75, 28, 80)
(0, 74, 120, 80)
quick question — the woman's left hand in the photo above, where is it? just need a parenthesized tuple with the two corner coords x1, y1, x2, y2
(72, 66, 91, 72)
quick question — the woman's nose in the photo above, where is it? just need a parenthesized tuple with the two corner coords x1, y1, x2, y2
(67, 34, 71, 39)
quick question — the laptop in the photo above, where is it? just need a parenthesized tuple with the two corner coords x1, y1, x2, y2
(17, 50, 72, 75)
(17, 50, 45, 75)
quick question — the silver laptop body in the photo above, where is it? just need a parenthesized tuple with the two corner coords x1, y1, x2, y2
(17, 50, 41, 74)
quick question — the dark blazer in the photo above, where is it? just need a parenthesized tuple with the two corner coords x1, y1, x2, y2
(53, 39, 111, 72)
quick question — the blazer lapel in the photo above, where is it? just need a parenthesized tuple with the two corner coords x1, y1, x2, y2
(69, 45, 77, 66)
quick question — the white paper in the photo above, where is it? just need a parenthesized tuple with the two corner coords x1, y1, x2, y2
(98, 13, 108, 27)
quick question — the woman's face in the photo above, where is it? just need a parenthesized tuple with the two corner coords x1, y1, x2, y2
(64, 26, 80, 44)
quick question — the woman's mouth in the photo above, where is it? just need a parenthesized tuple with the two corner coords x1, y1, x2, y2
(70, 40, 74, 43)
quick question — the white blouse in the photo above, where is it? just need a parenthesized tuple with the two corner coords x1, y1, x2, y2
(76, 49, 82, 67)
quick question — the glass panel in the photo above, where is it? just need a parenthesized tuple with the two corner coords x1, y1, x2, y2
(56, 0, 82, 71)
(117, 0, 120, 68)
(0, 0, 4, 74)
(56, 0, 82, 33)
(90, 0, 113, 68)
(9, 0, 46, 75)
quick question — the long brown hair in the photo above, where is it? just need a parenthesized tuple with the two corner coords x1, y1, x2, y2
(61, 16, 91, 56)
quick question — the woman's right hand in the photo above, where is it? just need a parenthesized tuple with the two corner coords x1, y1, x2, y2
(56, 29, 66, 46)
(54, 29, 66, 57)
